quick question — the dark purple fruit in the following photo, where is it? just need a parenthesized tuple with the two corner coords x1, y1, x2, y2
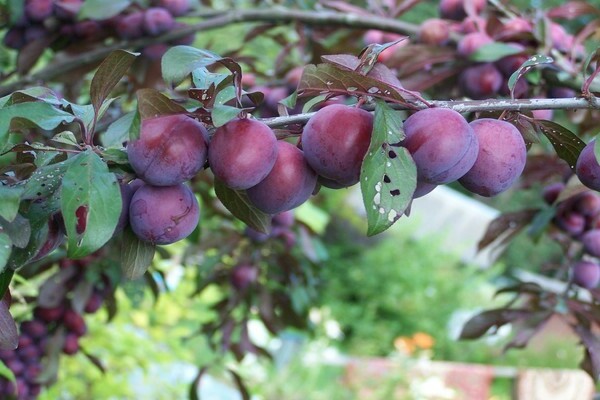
(230, 264, 259, 291)
(576, 140, 600, 191)
(572, 261, 600, 289)
(459, 63, 503, 100)
(439, 0, 485, 20)
(62, 333, 79, 355)
(63, 309, 87, 337)
(542, 182, 564, 205)
(115, 12, 145, 40)
(25, 0, 54, 22)
(158, 0, 191, 17)
(143, 8, 175, 36)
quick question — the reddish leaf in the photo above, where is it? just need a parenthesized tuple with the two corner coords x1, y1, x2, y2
(477, 209, 538, 252)
(136, 89, 187, 121)
(460, 308, 532, 340)
(38, 266, 78, 308)
(0, 301, 17, 350)
(573, 324, 600, 380)
(504, 311, 552, 351)
(547, 1, 600, 19)
(537, 120, 586, 171)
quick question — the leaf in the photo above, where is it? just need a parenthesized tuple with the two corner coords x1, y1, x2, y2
(470, 42, 525, 62)
(161, 46, 222, 87)
(507, 54, 554, 99)
(538, 120, 586, 171)
(21, 158, 73, 200)
(38, 267, 78, 308)
(80, 348, 106, 374)
(229, 369, 251, 400)
(478, 209, 538, 252)
(0, 301, 17, 350)
(459, 308, 531, 340)
(0, 186, 22, 222)
(120, 227, 156, 280)
(1, 214, 30, 248)
(0, 360, 16, 384)
(298, 64, 406, 103)
(0, 270, 13, 300)
(79, 0, 131, 20)
(0, 233, 11, 274)
(527, 207, 556, 240)
(213, 179, 271, 234)
(100, 148, 129, 165)
(547, 1, 600, 19)
(189, 366, 208, 400)
(573, 324, 600, 381)
(60, 150, 121, 258)
(504, 311, 552, 351)
(361, 101, 416, 236)
(0, 102, 75, 152)
(102, 111, 137, 148)
(51, 131, 78, 147)
(211, 104, 241, 127)
(90, 50, 138, 117)
(136, 89, 187, 121)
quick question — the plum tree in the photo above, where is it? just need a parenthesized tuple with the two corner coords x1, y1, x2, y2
(129, 183, 200, 245)
(302, 104, 373, 187)
(576, 140, 600, 191)
(402, 108, 478, 184)
(458, 119, 527, 197)
(247, 141, 317, 214)
(127, 115, 208, 186)
(208, 118, 278, 190)
(572, 261, 600, 289)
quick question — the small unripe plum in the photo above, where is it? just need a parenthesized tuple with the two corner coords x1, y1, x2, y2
(129, 183, 200, 245)
(62, 333, 79, 355)
(127, 114, 208, 186)
(24, 25, 48, 43)
(457, 32, 493, 56)
(73, 20, 102, 39)
(115, 12, 145, 40)
(572, 261, 600, 289)
(302, 104, 373, 187)
(459, 119, 527, 197)
(576, 140, 600, 191)
(143, 8, 175, 36)
(459, 63, 503, 100)
(247, 141, 317, 214)
(582, 230, 600, 257)
(419, 18, 450, 45)
(34, 305, 65, 322)
(532, 109, 553, 120)
(3, 28, 26, 50)
(363, 29, 385, 44)
(574, 192, 600, 217)
(25, 0, 54, 22)
(158, 0, 191, 17)
(439, 0, 486, 20)
(208, 118, 278, 190)
(84, 291, 104, 314)
(230, 264, 258, 291)
(555, 211, 586, 236)
(63, 309, 87, 337)
(542, 182, 564, 205)
(402, 108, 478, 184)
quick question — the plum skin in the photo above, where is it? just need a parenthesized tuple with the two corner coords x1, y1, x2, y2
(143, 7, 175, 36)
(459, 63, 503, 100)
(402, 108, 478, 185)
(127, 115, 208, 186)
(25, 0, 54, 22)
(115, 12, 145, 40)
(129, 183, 200, 245)
(583, 230, 600, 257)
(459, 119, 527, 197)
(439, 0, 486, 20)
(247, 141, 317, 214)
(302, 104, 373, 187)
(209, 118, 278, 190)
(572, 261, 600, 289)
(576, 140, 600, 191)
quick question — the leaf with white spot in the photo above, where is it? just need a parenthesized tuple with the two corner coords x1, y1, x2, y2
(507, 54, 553, 99)
(360, 100, 416, 236)
(537, 120, 585, 171)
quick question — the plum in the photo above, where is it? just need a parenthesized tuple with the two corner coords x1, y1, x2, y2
(158, 0, 191, 17)
(413, 181, 437, 199)
(62, 309, 87, 337)
(25, 0, 54, 22)
(24, 25, 48, 43)
(273, 211, 295, 228)
(459, 63, 503, 99)
(542, 182, 564, 205)
(127, 114, 208, 186)
(419, 18, 450, 45)
(548, 87, 576, 98)
(143, 7, 175, 36)
(20, 321, 46, 341)
(302, 104, 373, 187)
(115, 12, 145, 40)
(459, 119, 527, 196)
(3, 28, 26, 50)
(142, 44, 169, 60)
(209, 118, 278, 190)
(582, 229, 600, 257)
(247, 141, 317, 214)
(555, 210, 586, 236)
(402, 108, 478, 184)
(574, 192, 600, 217)
(572, 261, 600, 289)
(62, 333, 79, 355)
(576, 140, 600, 191)
(114, 179, 144, 234)
(549, 22, 574, 53)
(129, 183, 200, 245)
(495, 47, 528, 77)
(457, 32, 493, 57)
(230, 264, 258, 291)
(439, 0, 486, 20)
(55, 0, 84, 20)
(84, 291, 104, 314)
(74, 20, 102, 39)
(34, 305, 65, 322)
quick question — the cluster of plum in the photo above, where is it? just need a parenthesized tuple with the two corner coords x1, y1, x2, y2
(0, 257, 110, 399)
(543, 184, 600, 290)
(3, 0, 195, 60)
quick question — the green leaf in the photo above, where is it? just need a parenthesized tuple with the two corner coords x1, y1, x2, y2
(51, 131, 78, 147)
(90, 50, 138, 117)
(1, 214, 30, 249)
(538, 120, 585, 171)
(79, 0, 131, 20)
(0, 86, 61, 108)
(0, 186, 22, 222)
(0, 233, 11, 274)
(21, 157, 74, 200)
(0, 360, 16, 383)
(192, 67, 229, 89)
(100, 148, 129, 165)
(136, 88, 187, 121)
(60, 150, 121, 258)
(360, 101, 416, 236)
(212, 105, 241, 127)
(507, 54, 554, 99)
(0, 102, 75, 152)
(214, 179, 272, 234)
(470, 43, 524, 62)
(120, 227, 156, 280)
(6, 0, 24, 26)
(102, 111, 137, 148)
(161, 46, 221, 87)
(62, 98, 116, 134)
(0, 269, 13, 302)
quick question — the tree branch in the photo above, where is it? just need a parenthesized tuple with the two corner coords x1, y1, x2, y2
(0, 8, 419, 96)
(261, 96, 600, 128)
